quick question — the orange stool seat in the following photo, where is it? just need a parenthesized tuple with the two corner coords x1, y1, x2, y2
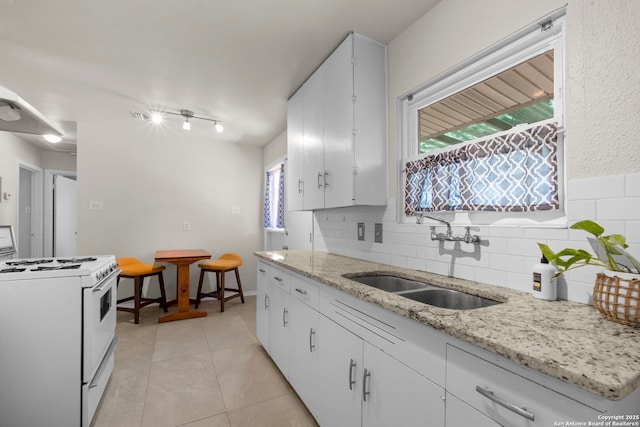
(196, 253, 245, 312)
(116, 257, 168, 324)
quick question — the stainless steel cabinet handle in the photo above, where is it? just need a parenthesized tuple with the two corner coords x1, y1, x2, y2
(363, 368, 371, 402)
(282, 308, 288, 326)
(273, 276, 283, 282)
(348, 359, 356, 390)
(309, 328, 315, 352)
(317, 172, 323, 189)
(298, 178, 303, 194)
(324, 171, 329, 188)
(264, 294, 269, 309)
(295, 287, 307, 295)
(258, 268, 266, 273)
(475, 386, 535, 421)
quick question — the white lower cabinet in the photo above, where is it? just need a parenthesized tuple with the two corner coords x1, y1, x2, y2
(445, 393, 501, 427)
(445, 344, 599, 426)
(256, 259, 640, 427)
(288, 277, 321, 422)
(255, 263, 270, 352)
(318, 315, 363, 426)
(318, 314, 445, 427)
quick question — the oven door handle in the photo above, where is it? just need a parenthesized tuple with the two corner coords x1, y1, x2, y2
(92, 269, 120, 293)
(89, 337, 117, 389)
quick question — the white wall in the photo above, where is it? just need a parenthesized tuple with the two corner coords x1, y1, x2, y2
(311, 0, 640, 305)
(76, 119, 263, 296)
(0, 132, 43, 229)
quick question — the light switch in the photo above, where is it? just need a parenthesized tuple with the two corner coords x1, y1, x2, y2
(183, 221, 191, 231)
(357, 223, 365, 241)
(231, 206, 240, 215)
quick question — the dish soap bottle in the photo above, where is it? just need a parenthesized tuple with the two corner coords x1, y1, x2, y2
(532, 256, 557, 300)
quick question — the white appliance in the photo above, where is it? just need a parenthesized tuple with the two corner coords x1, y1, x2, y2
(0, 255, 119, 427)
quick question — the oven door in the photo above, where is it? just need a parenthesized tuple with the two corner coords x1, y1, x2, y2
(82, 268, 118, 383)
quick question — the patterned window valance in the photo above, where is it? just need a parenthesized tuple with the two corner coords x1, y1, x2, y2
(405, 122, 559, 215)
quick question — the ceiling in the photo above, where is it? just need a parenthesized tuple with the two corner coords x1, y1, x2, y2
(0, 0, 441, 152)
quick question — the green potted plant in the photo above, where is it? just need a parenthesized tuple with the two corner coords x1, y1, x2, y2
(538, 220, 640, 327)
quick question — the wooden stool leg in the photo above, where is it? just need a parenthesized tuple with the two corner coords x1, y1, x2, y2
(234, 267, 245, 303)
(219, 271, 226, 313)
(195, 269, 206, 309)
(158, 272, 168, 313)
(134, 277, 143, 324)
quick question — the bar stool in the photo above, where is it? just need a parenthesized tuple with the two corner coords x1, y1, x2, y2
(116, 257, 168, 324)
(195, 253, 245, 312)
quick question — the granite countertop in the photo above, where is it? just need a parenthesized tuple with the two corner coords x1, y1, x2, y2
(255, 250, 640, 401)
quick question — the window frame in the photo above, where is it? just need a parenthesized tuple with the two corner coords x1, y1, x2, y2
(399, 11, 566, 226)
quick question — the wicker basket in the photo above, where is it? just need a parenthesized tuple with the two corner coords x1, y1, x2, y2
(593, 271, 640, 327)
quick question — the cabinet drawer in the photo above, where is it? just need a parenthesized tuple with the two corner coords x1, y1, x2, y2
(446, 345, 598, 426)
(257, 261, 270, 281)
(269, 265, 290, 293)
(291, 275, 319, 309)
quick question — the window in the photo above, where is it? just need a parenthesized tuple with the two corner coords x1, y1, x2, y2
(401, 12, 565, 220)
(264, 162, 285, 229)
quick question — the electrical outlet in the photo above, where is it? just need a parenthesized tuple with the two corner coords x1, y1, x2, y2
(375, 223, 383, 243)
(88, 200, 103, 211)
(183, 221, 191, 231)
(231, 206, 240, 215)
(357, 223, 365, 241)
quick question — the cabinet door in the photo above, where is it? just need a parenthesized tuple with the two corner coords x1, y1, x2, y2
(362, 341, 445, 427)
(318, 315, 363, 427)
(445, 393, 501, 427)
(302, 70, 325, 210)
(286, 89, 305, 211)
(256, 265, 270, 351)
(288, 298, 321, 421)
(323, 34, 355, 209)
(268, 285, 290, 375)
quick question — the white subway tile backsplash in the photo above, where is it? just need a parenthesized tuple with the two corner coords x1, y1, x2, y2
(625, 174, 640, 197)
(597, 197, 640, 220)
(311, 173, 639, 305)
(489, 253, 525, 273)
(566, 199, 596, 221)
(474, 267, 507, 287)
(568, 175, 625, 200)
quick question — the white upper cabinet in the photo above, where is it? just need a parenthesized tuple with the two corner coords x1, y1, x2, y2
(287, 32, 387, 211)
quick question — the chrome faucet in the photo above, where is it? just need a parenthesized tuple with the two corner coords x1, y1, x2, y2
(415, 213, 480, 245)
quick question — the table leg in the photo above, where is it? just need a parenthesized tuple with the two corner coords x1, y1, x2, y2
(159, 263, 207, 323)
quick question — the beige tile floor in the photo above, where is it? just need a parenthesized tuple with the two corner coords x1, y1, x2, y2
(93, 296, 318, 427)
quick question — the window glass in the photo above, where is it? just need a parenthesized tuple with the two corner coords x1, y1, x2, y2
(264, 163, 285, 229)
(419, 51, 554, 153)
(401, 13, 565, 221)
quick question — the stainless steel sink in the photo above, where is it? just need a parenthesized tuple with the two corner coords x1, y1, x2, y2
(397, 288, 501, 310)
(348, 274, 433, 292)
(346, 274, 502, 310)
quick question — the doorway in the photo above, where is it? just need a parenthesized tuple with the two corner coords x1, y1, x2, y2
(17, 163, 43, 258)
(44, 170, 77, 257)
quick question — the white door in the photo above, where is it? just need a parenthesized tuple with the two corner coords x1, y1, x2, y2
(318, 315, 362, 427)
(284, 211, 313, 250)
(54, 175, 77, 256)
(302, 69, 325, 210)
(322, 34, 355, 209)
(362, 341, 445, 427)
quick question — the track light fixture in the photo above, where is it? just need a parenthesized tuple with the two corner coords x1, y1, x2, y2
(132, 108, 224, 133)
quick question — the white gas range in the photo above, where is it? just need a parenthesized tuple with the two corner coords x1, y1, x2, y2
(0, 255, 119, 427)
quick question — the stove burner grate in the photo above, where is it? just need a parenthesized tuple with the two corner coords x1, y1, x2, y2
(57, 257, 98, 264)
(6, 259, 54, 266)
(31, 264, 82, 271)
(0, 267, 27, 273)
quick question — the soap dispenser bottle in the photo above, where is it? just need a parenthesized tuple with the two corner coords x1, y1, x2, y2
(532, 256, 557, 300)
